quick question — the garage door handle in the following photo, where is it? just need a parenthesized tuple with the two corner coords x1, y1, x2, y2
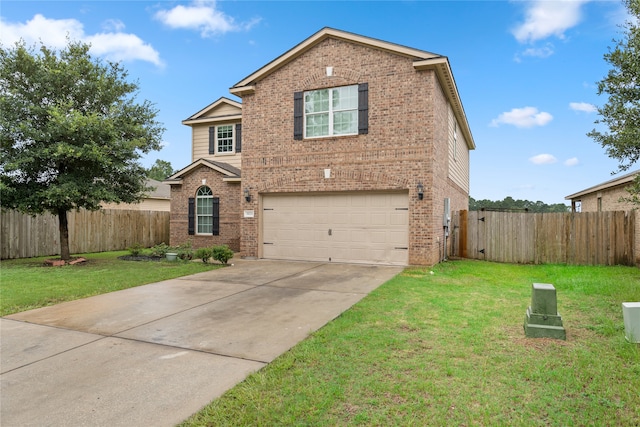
(395, 247, 408, 250)
(328, 229, 332, 236)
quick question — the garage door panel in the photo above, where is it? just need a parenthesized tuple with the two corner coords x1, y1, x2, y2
(262, 192, 408, 265)
(390, 212, 407, 225)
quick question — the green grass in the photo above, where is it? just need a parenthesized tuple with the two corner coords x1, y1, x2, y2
(0, 251, 222, 316)
(180, 260, 640, 426)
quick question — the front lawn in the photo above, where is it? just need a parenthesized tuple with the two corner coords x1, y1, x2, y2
(0, 251, 221, 316)
(181, 260, 640, 426)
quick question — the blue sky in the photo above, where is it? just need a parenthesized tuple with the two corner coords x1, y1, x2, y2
(0, 0, 633, 204)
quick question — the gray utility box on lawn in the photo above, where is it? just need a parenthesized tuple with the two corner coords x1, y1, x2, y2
(622, 302, 640, 343)
(524, 283, 566, 340)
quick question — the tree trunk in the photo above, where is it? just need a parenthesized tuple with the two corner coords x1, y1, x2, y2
(57, 208, 71, 260)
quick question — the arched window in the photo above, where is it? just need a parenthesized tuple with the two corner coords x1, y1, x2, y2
(196, 186, 213, 234)
(188, 186, 219, 235)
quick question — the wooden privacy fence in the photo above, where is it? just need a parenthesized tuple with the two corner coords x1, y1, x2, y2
(1, 209, 170, 259)
(451, 210, 637, 266)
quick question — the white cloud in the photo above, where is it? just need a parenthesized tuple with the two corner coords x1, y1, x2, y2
(530, 154, 558, 165)
(102, 19, 126, 33)
(569, 102, 597, 113)
(0, 14, 84, 48)
(521, 44, 555, 59)
(87, 33, 163, 67)
(564, 157, 579, 166)
(490, 107, 553, 128)
(0, 14, 163, 67)
(154, 0, 259, 37)
(512, 0, 589, 43)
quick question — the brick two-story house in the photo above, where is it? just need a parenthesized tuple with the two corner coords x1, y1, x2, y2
(166, 28, 475, 266)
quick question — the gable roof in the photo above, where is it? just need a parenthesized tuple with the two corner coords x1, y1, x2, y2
(164, 159, 242, 184)
(229, 27, 475, 150)
(565, 169, 639, 200)
(181, 97, 242, 126)
(230, 27, 442, 92)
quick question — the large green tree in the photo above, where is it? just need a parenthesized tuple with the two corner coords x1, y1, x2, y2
(146, 159, 174, 181)
(588, 0, 640, 201)
(0, 40, 164, 260)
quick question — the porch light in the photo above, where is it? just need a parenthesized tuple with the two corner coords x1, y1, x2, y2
(417, 183, 424, 200)
(244, 188, 251, 203)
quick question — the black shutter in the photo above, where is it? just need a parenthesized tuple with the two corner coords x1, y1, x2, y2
(212, 197, 220, 236)
(208, 127, 215, 154)
(293, 91, 303, 140)
(188, 198, 195, 235)
(235, 123, 242, 153)
(358, 83, 369, 135)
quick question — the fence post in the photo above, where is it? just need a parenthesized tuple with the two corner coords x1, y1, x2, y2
(460, 210, 468, 258)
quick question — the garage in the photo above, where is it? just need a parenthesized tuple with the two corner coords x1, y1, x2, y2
(262, 192, 409, 265)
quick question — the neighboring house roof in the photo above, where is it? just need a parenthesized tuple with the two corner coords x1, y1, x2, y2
(164, 159, 242, 184)
(565, 169, 639, 200)
(229, 27, 475, 150)
(145, 178, 171, 200)
(181, 97, 242, 126)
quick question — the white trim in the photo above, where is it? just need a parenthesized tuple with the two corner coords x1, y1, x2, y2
(215, 124, 235, 155)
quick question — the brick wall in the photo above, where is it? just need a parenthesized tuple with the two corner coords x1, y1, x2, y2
(579, 185, 633, 212)
(239, 37, 469, 265)
(169, 165, 241, 251)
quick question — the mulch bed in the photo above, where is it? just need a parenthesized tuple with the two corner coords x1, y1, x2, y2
(44, 257, 87, 266)
(117, 255, 163, 262)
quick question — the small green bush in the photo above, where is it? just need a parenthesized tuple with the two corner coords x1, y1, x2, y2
(127, 243, 144, 256)
(176, 240, 194, 261)
(150, 243, 170, 257)
(212, 245, 234, 264)
(194, 247, 213, 263)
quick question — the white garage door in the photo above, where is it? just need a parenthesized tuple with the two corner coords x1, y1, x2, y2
(262, 192, 408, 265)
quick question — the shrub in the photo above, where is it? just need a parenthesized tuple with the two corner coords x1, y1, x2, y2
(194, 247, 213, 263)
(212, 245, 234, 264)
(127, 243, 144, 256)
(150, 243, 170, 258)
(176, 240, 194, 261)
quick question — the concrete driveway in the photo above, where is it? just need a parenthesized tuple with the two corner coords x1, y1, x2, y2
(1, 260, 402, 426)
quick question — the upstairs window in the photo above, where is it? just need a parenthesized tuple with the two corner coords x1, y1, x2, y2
(209, 124, 241, 155)
(305, 85, 358, 137)
(217, 125, 234, 153)
(294, 84, 367, 140)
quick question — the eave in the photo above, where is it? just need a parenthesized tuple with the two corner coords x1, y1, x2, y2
(414, 57, 475, 150)
(163, 159, 241, 185)
(182, 97, 242, 126)
(565, 170, 639, 200)
(181, 114, 242, 126)
(230, 27, 440, 95)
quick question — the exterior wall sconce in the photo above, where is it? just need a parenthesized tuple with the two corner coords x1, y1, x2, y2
(244, 188, 251, 202)
(417, 183, 424, 200)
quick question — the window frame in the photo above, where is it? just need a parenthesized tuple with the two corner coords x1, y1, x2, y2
(215, 124, 235, 155)
(195, 186, 214, 235)
(303, 84, 359, 139)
